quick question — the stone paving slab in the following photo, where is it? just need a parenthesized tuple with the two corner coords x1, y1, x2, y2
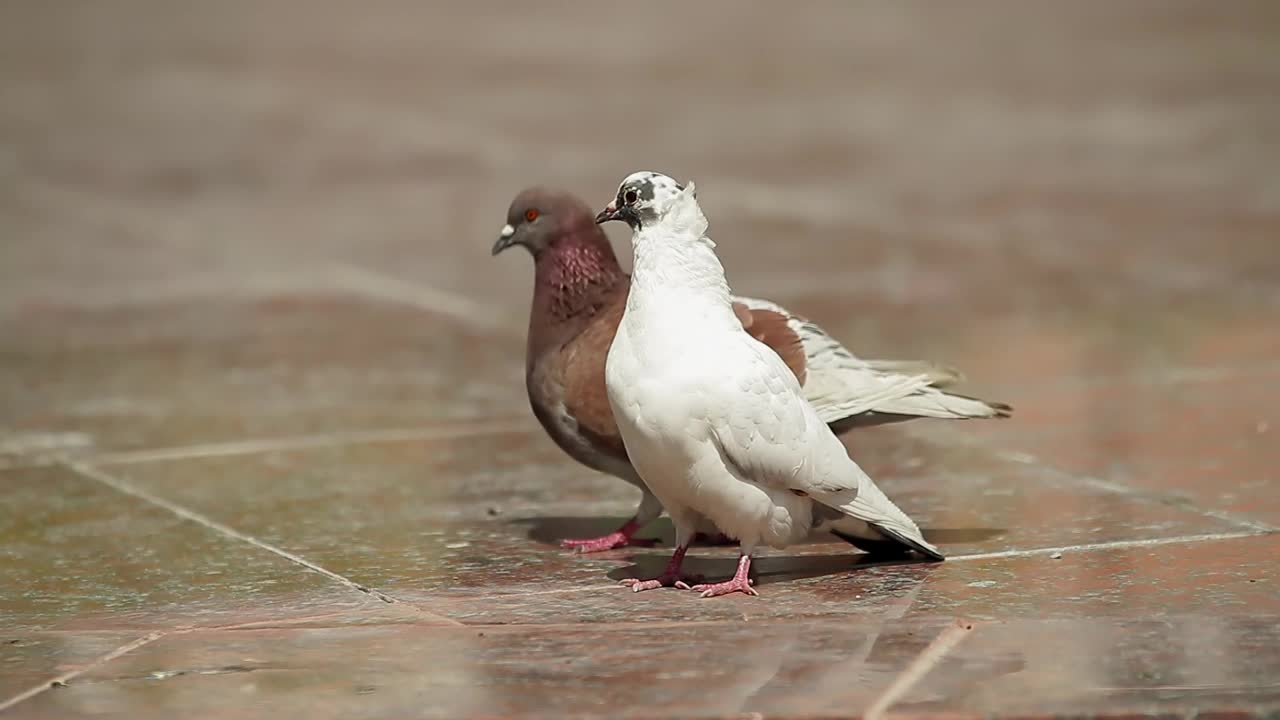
(7, 619, 955, 719)
(0, 466, 394, 634)
(0, 295, 525, 461)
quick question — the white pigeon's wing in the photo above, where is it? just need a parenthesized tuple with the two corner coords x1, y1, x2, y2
(730, 295, 1009, 425)
(708, 338, 943, 559)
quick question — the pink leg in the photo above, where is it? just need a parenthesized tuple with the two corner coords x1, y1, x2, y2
(686, 554, 758, 598)
(620, 545, 695, 592)
(560, 518, 658, 553)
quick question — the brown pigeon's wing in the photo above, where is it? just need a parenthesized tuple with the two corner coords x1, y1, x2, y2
(732, 301, 755, 330)
(732, 302, 807, 386)
(559, 296, 629, 461)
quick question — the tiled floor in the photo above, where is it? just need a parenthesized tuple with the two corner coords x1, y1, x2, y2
(2, 2, 1278, 718)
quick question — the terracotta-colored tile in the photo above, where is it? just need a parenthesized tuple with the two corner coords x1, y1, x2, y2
(904, 534, 1280, 620)
(409, 534, 1280, 627)
(0, 632, 141, 700)
(897, 616, 1280, 716)
(94, 433, 641, 596)
(8, 619, 952, 719)
(782, 293, 1278, 408)
(97, 425, 1239, 609)
(834, 429, 1242, 556)
(0, 294, 524, 460)
(409, 556, 940, 626)
(0, 466, 391, 632)
(83, 430, 1242, 625)
(946, 367, 1280, 528)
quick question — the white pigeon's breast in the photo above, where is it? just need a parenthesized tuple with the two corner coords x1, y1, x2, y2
(605, 314, 811, 547)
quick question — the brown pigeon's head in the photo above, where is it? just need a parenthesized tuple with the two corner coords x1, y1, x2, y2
(492, 188, 599, 259)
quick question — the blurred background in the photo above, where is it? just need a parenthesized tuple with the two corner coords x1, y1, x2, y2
(3, 0, 1277, 467)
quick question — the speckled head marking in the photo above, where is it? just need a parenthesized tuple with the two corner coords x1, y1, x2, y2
(594, 171, 687, 230)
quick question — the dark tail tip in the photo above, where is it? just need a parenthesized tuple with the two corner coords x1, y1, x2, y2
(832, 529, 946, 562)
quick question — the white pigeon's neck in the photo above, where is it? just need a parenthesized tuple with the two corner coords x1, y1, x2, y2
(627, 218, 737, 327)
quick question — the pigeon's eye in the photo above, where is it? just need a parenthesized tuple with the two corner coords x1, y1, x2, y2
(524, 208, 539, 222)
(624, 190, 638, 205)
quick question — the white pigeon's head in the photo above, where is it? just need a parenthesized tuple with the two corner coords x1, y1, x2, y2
(595, 171, 693, 231)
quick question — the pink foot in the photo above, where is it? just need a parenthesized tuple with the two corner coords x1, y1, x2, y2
(620, 575, 691, 592)
(560, 531, 657, 553)
(560, 519, 658, 553)
(618, 546, 695, 593)
(684, 555, 759, 598)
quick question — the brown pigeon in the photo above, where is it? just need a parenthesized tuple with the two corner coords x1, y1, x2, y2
(493, 187, 1010, 553)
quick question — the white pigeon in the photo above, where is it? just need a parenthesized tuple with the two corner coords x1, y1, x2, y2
(597, 171, 944, 597)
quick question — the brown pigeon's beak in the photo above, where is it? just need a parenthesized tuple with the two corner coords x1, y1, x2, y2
(491, 224, 518, 256)
(595, 201, 621, 225)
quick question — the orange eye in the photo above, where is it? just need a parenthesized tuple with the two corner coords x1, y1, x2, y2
(525, 209, 539, 222)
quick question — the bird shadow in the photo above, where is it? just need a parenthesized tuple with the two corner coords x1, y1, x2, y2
(604, 551, 935, 588)
(508, 515, 677, 547)
(508, 515, 1005, 550)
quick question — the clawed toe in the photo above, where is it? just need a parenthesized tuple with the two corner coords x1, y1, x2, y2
(620, 577, 667, 592)
(620, 575, 703, 593)
(689, 578, 757, 598)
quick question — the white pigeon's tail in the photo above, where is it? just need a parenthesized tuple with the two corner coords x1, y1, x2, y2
(809, 467, 945, 561)
(823, 515, 945, 561)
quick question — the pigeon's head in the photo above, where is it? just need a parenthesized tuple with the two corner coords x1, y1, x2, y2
(595, 171, 689, 230)
(493, 187, 597, 258)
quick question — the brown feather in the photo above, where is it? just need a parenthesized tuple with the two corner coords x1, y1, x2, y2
(733, 303, 808, 386)
(557, 290, 629, 461)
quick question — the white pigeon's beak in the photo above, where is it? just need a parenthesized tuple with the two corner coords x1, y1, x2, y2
(595, 201, 621, 225)
(491, 224, 518, 255)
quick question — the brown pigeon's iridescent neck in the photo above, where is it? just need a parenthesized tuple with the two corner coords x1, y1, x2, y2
(531, 229, 625, 325)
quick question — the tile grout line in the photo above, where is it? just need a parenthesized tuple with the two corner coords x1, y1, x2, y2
(90, 419, 535, 466)
(777, 579, 927, 710)
(0, 630, 169, 713)
(323, 262, 521, 335)
(363, 530, 1275, 606)
(863, 618, 977, 720)
(903, 422, 1279, 535)
(993, 449, 1280, 535)
(64, 462, 464, 627)
(949, 529, 1270, 562)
